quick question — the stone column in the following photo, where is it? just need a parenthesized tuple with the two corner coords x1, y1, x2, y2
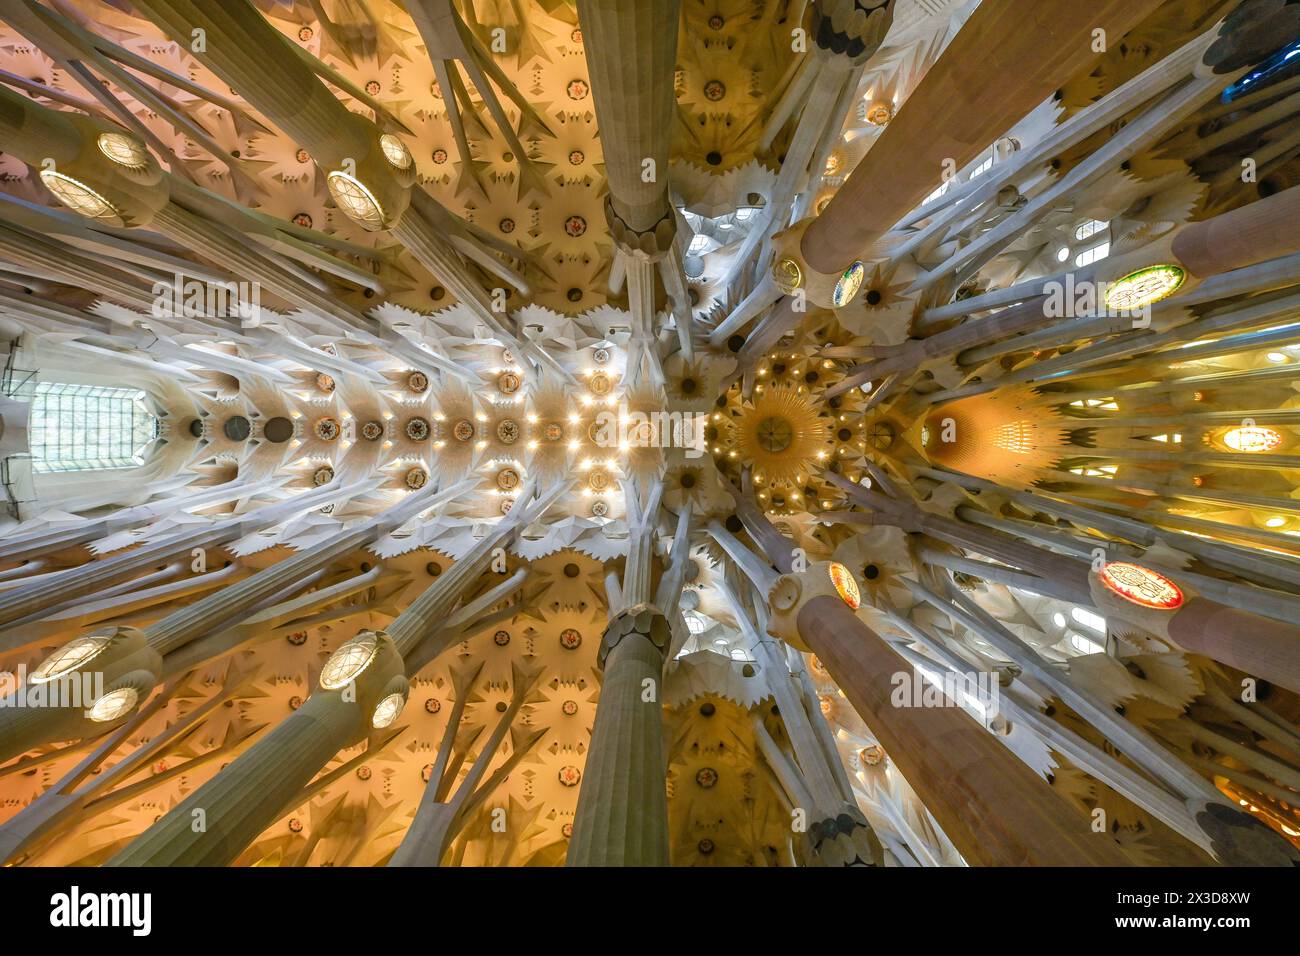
(824, 470, 1095, 603)
(577, 0, 680, 235)
(566, 605, 673, 866)
(790, 0, 1167, 292)
(1172, 185, 1300, 278)
(1091, 572, 1300, 696)
(1169, 601, 1300, 695)
(131, 0, 564, 382)
(0, 481, 466, 764)
(577, 0, 684, 372)
(390, 660, 546, 866)
(107, 687, 374, 866)
(718, 575, 882, 865)
(726, 1, 894, 292)
(766, 563, 1132, 866)
(148, 481, 466, 657)
(0, 478, 272, 565)
(0, 482, 345, 634)
(107, 484, 564, 866)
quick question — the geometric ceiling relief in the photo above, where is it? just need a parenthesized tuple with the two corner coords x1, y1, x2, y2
(1, 0, 1300, 882)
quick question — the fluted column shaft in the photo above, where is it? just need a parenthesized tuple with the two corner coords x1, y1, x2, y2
(919, 513, 1094, 604)
(0, 484, 429, 763)
(107, 691, 363, 866)
(0, 524, 226, 632)
(566, 631, 669, 866)
(577, 0, 681, 233)
(0, 479, 271, 565)
(129, 0, 372, 168)
(387, 525, 517, 657)
(106, 535, 496, 867)
(795, 595, 1131, 866)
(146, 482, 443, 655)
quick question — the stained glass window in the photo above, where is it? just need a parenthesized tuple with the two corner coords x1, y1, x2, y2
(28, 382, 158, 474)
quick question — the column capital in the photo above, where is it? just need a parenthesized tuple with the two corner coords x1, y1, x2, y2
(810, 0, 896, 64)
(807, 804, 883, 866)
(599, 602, 674, 667)
(766, 560, 862, 653)
(316, 628, 409, 739)
(606, 199, 676, 261)
(770, 217, 867, 309)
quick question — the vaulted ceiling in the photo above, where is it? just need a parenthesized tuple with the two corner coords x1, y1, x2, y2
(2, 0, 1300, 868)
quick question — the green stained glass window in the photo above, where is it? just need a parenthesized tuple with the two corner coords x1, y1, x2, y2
(28, 382, 158, 474)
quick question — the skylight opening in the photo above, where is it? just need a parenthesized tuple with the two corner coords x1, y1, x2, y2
(28, 382, 158, 474)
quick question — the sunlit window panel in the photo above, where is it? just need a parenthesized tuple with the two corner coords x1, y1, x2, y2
(1071, 606, 1106, 634)
(1068, 631, 1104, 654)
(28, 382, 158, 474)
(1074, 219, 1109, 242)
(1074, 241, 1110, 268)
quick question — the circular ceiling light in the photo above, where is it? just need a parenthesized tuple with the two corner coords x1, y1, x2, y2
(327, 170, 385, 230)
(371, 692, 406, 728)
(832, 261, 866, 308)
(1104, 264, 1186, 312)
(864, 101, 892, 126)
(405, 417, 431, 441)
(38, 169, 120, 221)
(31, 634, 112, 684)
(314, 417, 341, 441)
(379, 133, 413, 170)
(320, 632, 380, 689)
(88, 687, 139, 723)
(828, 562, 861, 609)
(96, 131, 149, 169)
(1099, 562, 1184, 610)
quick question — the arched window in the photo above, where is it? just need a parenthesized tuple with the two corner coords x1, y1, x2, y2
(968, 154, 994, 179)
(1072, 219, 1111, 267)
(1068, 631, 1104, 654)
(28, 382, 157, 473)
(1070, 606, 1106, 634)
(1074, 219, 1109, 242)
